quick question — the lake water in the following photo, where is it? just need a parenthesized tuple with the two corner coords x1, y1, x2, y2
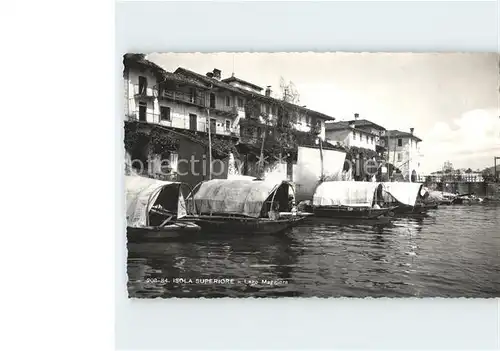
(127, 204, 500, 298)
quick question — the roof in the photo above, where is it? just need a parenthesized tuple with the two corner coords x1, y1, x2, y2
(325, 121, 380, 136)
(347, 119, 386, 131)
(174, 67, 244, 94)
(123, 55, 207, 89)
(382, 182, 424, 206)
(313, 181, 382, 207)
(124, 56, 335, 121)
(191, 179, 292, 218)
(387, 130, 422, 142)
(162, 72, 208, 89)
(221, 76, 263, 91)
(123, 54, 167, 77)
(325, 121, 351, 131)
(125, 175, 184, 227)
(175, 67, 335, 121)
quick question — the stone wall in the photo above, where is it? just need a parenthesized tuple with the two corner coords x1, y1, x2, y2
(426, 181, 500, 200)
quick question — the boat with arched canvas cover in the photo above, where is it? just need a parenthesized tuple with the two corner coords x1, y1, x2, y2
(312, 181, 397, 220)
(126, 175, 200, 241)
(382, 182, 438, 215)
(181, 178, 311, 234)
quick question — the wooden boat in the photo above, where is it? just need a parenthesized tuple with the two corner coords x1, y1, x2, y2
(126, 175, 200, 242)
(311, 181, 397, 220)
(180, 178, 310, 234)
(451, 193, 484, 205)
(437, 191, 457, 205)
(382, 182, 438, 215)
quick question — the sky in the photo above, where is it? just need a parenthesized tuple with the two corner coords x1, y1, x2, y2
(147, 52, 500, 173)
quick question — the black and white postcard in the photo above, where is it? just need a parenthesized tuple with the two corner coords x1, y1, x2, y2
(123, 52, 500, 298)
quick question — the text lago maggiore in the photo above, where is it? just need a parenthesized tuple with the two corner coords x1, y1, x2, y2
(145, 277, 288, 286)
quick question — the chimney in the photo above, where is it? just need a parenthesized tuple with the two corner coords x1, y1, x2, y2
(206, 72, 214, 78)
(265, 85, 272, 97)
(410, 127, 414, 135)
(212, 68, 221, 80)
(354, 113, 359, 120)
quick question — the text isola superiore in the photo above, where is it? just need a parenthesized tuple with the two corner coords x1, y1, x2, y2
(170, 278, 288, 285)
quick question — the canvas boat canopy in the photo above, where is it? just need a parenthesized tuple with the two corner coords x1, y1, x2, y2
(382, 182, 424, 206)
(313, 181, 382, 207)
(126, 175, 187, 228)
(190, 179, 295, 218)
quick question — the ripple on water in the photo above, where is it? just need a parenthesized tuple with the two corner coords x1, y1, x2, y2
(127, 205, 500, 298)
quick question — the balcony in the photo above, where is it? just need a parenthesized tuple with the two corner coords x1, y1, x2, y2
(127, 112, 239, 139)
(133, 84, 157, 100)
(240, 134, 263, 145)
(209, 104, 239, 118)
(127, 111, 160, 123)
(159, 89, 206, 107)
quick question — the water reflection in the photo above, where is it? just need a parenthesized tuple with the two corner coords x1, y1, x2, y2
(128, 231, 303, 297)
(127, 205, 500, 298)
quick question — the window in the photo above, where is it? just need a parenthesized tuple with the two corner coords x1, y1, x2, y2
(225, 96, 231, 107)
(210, 118, 216, 133)
(138, 76, 147, 94)
(370, 136, 374, 144)
(189, 114, 197, 131)
(353, 132, 356, 140)
(237, 98, 244, 108)
(272, 106, 277, 115)
(160, 106, 171, 121)
(397, 153, 402, 162)
(210, 93, 216, 108)
(138, 102, 147, 121)
(225, 120, 231, 131)
(265, 105, 270, 114)
(397, 138, 403, 147)
(189, 88, 197, 103)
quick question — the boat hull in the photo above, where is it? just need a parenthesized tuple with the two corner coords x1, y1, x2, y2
(392, 203, 437, 215)
(127, 221, 200, 242)
(180, 215, 306, 235)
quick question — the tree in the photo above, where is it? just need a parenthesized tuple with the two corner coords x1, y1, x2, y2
(242, 78, 317, 176)
(443, 161, 453, 172)
(279, 77, 300, 104)
(465, 168, 473, 173)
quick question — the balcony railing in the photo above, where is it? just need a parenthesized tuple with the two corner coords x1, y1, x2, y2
(209, 104, 239, 117)
(159, 89, 206, 107)
(127, 111, 160, 123)
(133, 84, 157, 99)
(240, 134, 263, 145)
(126, 112, 239, 138)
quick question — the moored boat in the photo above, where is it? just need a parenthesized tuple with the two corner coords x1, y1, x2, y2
(382, 182, 438, 215)
(181, 178, 310, 234)
(311, 181, 397, 220)
(126, 175, 200, 241)
(451, 193, 484, 205)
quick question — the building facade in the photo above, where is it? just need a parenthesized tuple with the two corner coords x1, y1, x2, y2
(124, 54, 333, 141)
(123, 54, 338, 185)
(385, 128, 422, 182)
(325, 114, 386, 154)
(324, 114, 387, 181)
